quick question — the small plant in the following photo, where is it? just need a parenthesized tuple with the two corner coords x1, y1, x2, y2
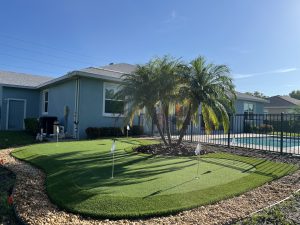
(0, 194, 13, 219)
(0, 168, 16, 224)
(24, 118, 39, 135)
(7, 195, 13, 205)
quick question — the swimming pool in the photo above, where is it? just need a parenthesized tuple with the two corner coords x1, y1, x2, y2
(219, 136, 300, 148)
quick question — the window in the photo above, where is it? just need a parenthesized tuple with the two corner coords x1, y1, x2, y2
(103, 83, 124, 116)
(43, 90, 49, 114)
(244, 102, 254, 119)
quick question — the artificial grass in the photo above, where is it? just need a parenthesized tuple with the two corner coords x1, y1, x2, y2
(0, 131, 36, 149)
(12, 138, 298, 219)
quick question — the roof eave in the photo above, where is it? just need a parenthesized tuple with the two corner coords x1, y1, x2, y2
(0, 83, 38, 89)
(36, 70, 122, 89)
(236, 96, 269, 103)
(76, 71, 122, 83)
(264, 106, 296, 109)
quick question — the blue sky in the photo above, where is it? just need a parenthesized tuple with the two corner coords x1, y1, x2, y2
(0, 0, 299, 96)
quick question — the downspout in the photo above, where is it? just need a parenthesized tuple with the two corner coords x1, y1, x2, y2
(74, 77, 80, 139)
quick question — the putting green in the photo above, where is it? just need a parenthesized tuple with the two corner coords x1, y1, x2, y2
(76, 157, 256, 197)
(12, 138, 297, 218)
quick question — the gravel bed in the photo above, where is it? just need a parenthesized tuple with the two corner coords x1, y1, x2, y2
(0, 146, 299, 225)
(235, 192, 300, 224)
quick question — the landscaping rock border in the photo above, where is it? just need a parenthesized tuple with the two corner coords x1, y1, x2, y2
(0, 146, 299, 225)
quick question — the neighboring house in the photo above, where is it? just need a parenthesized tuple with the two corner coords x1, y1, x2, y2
(231, 92, 269, 133)
(265, 95, 300, 114)
(0, 63, 269, 138)
(234, 92, 268, 115)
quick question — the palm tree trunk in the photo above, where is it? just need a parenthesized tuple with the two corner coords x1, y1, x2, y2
(163, 106, 172, 145)
(176, 104, 192, 145)
(151, 107, 168, 145)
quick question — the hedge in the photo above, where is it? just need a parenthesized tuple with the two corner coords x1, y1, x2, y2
(85, 126, 144, 139)
(24, 118, 39, 135)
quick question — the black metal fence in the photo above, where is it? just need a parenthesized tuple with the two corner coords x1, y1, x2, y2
(153, 113, 300, 155)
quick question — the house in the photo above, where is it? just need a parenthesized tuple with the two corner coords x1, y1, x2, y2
(0, 64, 140, 138)
(234, 92, 268, 115)
(0, 71, 52, 131)
(265, 95, 300, 114)
(0, 63, 268, 138)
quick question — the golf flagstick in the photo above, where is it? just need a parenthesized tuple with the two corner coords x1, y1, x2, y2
(232, 135, 236, 150)
(56, 126, 59, 146)
(111, 139, 116, 179)
(126, 125, 130, 138)
(195, 143, 201, 179)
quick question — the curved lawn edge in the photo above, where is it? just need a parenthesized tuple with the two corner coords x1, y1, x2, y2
(45, 159, 297, 219)
(2, 147, 300, 224)
(11, 140, 298, 219)
(46, 153, 299, 220)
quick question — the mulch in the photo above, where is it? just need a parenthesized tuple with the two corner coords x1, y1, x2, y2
(135, 142, 213, 156)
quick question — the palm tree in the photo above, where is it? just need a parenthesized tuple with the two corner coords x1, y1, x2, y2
(151, 56, 182, 145)
(118, 56, 235, 147)
(176, 56, 236, 145)
(117, 56, 181, 145)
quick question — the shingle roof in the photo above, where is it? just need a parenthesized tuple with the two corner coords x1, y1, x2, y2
(0, 70, 52, 88)
(266, 95, 300, 107)
(236, 91, 269, 103)
(101, 63, 137, 74)
(79, 67, 124, 79)
(1, 64, 271, 107)
(76, 63, 138, 81)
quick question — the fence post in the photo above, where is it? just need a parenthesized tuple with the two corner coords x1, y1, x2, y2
(190, 120, 193, 142)
(280, 112, 284, 154)
(227, 114, 231, 148)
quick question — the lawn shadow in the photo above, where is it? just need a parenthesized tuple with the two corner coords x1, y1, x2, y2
(143, 178, 195, 199)
(199, 157, 292, 179)
(19, 148, 197, 206)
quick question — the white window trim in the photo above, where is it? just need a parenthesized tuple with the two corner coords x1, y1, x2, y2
(243, 102, 255, 114)
(42, 89, 49, 115)
(5, 98, 27, 130)
(102, 82, 125, 117)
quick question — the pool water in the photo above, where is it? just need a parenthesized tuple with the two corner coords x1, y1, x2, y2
(225, 137, 300, 148)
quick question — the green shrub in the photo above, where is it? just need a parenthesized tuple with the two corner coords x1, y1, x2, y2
(85, 127, 123, 139)
(100, 127, 123, 137)
(128, 125, 144, 136)
(85, 127, 101, 139)
(258, 124, 273, 133)
(244, 123, 257, 133)
(24, 118, 39, 135)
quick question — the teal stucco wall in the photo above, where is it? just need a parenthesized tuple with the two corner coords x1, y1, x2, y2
(234, 99, 265, 114)
(1, 86, 40, 130)
(78, 77, 127, 138)
(39, 77, 135, 138)
(39, 79, 76, 136)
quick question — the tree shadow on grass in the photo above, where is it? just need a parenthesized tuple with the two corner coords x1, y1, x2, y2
(13, 145, 295, 211)
(199, 157, 294, 179)
(17, 148, 198, 204)
(143, 178, 195, 199)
